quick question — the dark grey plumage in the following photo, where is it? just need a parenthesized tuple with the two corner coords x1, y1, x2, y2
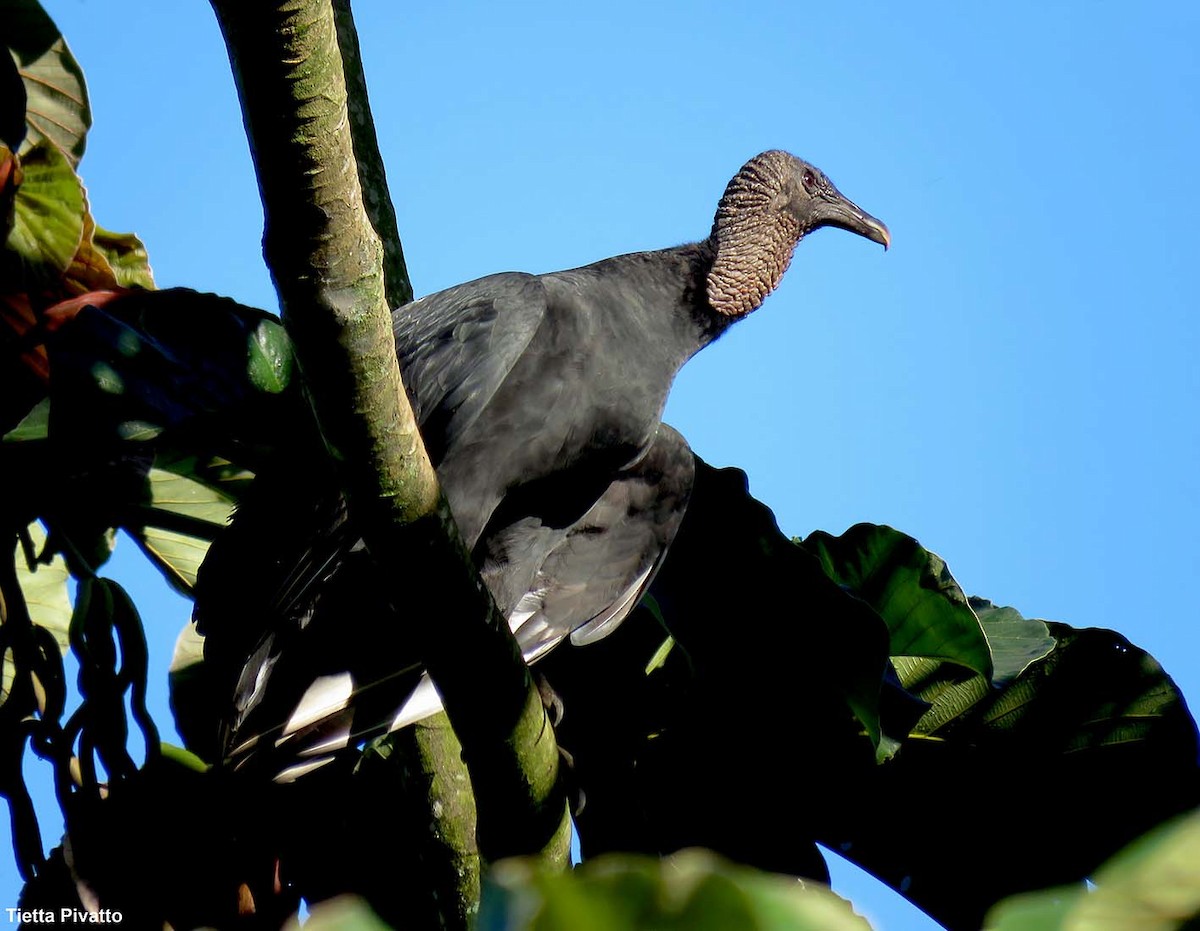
(194, 151, 888, 779)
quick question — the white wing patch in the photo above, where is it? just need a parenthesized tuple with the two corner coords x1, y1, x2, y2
(280, 672, 354, 739)
(388, 674, 445, 732)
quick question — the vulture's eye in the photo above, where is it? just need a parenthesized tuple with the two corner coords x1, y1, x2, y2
(802, 169, 818, 192)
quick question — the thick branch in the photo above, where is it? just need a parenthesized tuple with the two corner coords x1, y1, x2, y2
(209, 0, 567, 868)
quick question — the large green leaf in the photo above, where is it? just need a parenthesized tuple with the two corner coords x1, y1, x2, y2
(3, 0, 91, 166)
(891, 599, 1055, 735)
(802, 524, 993, 680)
(985, 808, 1200, 930)
(3, 140, 84, 282)
(479, 850, 871, 931)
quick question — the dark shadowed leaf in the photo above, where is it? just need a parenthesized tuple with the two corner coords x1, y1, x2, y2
(985, 808, 1200, 931)
(0, 48, 27, 150)
(168, 621, 210, 753)
(4, 0, 91, 166)
(649, 464, 891, 747)
(3, 141, 84, 282)
(816, 622, 1199, 929)
(542, 459, 886, 883)
(1, 144, 19, 244)
(43, 290, 302, 470)
(480, 850, 871, 931)
(802, 523, 992, 680)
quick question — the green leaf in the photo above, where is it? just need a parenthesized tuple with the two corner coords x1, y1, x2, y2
(982, 886, 1080, 931)
(131, 526, 213, 595)
(288, 897, 392, 931)
(801, 524, 992, 679)
(4, 0, 91, 166)
(968, 596, 1055, 684)
(247, 318, 294, 394)
(125, 467, 236, 595)
(2, 396, 49, 442)
(3, 140, 85, 282)
(91, 224, 155, 289)
(5, 522, 71, 707)
(140, 466, 238, 527)
(480, 850, 872, 931)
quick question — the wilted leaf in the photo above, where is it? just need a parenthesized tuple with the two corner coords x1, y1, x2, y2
(60, 198, 154, 297)
(3, 141, 84, 283)
(480, 850, 872, 931)
(4, 0, 91, 166)
(91, 225, 153, 290)
(801, 524, 992, 680)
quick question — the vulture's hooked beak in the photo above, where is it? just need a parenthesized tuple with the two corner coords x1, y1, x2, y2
(819, 191, 891, 251)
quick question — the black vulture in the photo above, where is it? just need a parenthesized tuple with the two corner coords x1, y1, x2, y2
(193, 150, 888, 780)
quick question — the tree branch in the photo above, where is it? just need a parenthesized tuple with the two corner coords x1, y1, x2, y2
(208, 0, 568, 875)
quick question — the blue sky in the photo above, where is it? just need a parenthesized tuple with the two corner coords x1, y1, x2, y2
(5, 2, 1200, 928)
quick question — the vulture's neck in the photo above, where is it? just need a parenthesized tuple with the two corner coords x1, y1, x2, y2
(585, 239, 731, 354)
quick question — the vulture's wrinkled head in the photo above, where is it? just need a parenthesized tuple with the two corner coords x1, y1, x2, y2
(707, 150, 889, 317)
